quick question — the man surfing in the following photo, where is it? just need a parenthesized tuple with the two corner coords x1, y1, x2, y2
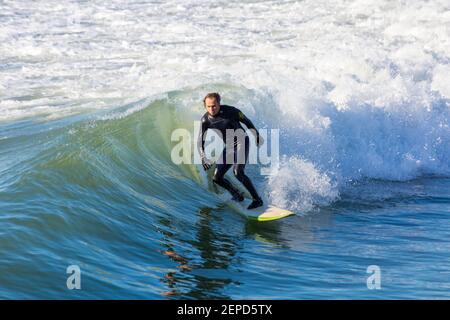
(197, 92, 264, 210)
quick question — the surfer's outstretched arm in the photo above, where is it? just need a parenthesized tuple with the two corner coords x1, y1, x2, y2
(236, 110, 263, 146)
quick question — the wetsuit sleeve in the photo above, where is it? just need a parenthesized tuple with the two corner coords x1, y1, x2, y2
(197, 116, 209, 159)
(236, 108, 260, 139)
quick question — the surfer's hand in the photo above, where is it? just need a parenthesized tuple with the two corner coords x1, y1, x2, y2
(256, 135, 264, 147)
(201, 157, 212, 171)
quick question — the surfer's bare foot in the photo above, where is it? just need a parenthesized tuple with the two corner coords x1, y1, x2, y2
(247, 198, 263, 209)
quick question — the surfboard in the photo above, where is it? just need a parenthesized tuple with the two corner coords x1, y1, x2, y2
(225, 197, 295, 222)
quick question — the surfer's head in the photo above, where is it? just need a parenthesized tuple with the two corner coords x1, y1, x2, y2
(203, 92, 221, 116)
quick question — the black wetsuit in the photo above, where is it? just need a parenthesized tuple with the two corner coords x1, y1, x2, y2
(197, 105, 261, 201)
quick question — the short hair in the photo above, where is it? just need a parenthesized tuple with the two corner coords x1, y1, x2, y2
(203, 92, 221, 105)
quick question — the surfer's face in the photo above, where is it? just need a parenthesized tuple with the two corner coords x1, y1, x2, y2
(205, 98, 220, 116)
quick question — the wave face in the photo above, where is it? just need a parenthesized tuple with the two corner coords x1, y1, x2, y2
(1, 0, 450, 299)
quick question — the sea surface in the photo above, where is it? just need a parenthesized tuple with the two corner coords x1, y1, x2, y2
(1, 0, 450, 299)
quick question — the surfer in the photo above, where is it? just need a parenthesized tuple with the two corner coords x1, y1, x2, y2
(197, 92, 264, 210)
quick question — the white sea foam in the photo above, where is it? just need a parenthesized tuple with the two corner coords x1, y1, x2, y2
(267, 156, 339, 212)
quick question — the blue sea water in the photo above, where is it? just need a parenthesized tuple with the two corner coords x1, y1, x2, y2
(1, 0, 450, 299)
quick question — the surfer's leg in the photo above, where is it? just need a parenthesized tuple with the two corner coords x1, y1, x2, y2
(233, 136, 262, 209)
(237, 169, 263, 209)
(233, 164, 261, 200)
(213, 163, 243, 201)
